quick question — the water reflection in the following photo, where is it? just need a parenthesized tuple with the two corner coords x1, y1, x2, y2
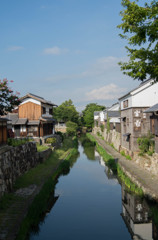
(96, 150, 118, 182)
(121, 185, 158, 240)
(29, 137, 158, 240)
(80, 137, 96, 160)
(95, 146, 158, 240)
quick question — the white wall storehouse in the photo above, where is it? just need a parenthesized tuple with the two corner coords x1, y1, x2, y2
(119, 80, 158, 153)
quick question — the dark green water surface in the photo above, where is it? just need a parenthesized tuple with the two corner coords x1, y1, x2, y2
(29, 138, 158, 240)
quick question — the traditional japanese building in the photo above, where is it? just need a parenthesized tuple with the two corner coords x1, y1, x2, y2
(119, 80, 158, 154)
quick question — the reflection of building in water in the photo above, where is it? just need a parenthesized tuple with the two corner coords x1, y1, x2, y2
(95, 150, 118, 183)
(95, 150, 102, 162)
(121, 185, 153, 240)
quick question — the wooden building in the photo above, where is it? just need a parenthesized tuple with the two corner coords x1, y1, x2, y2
(5, 93, 57, 139)
(0, 118, 8, 145)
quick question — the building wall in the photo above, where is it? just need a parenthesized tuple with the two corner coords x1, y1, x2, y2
(132, 82, 158, 107)
(0, 126, 7, 144)
(120, 81, 158, 110)
(121, 107, 151, 153)
(93, 126, 121, 151)
(19, 102, 42, 120)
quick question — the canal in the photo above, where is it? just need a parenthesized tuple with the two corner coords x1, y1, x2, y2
(29, 137, 158, 240)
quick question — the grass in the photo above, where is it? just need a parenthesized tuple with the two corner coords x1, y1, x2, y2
(87, 133, 143, 196)
(120, 150, 132, 160)
(0, 193, 23, 210)
(15, 136, 79, 240)
(117, 165, 143, 196)
(14, 137, 77, 189)
(36, 143, 49, 152)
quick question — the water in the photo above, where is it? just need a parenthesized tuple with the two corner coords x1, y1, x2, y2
(29, 138, 158, 240)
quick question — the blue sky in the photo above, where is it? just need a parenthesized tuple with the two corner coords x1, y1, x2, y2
(0, 0, 146, 111)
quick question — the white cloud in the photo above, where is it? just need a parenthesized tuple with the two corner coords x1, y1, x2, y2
(43, 46, 69, 55)
(7, 46, 24, 51)
(81, 56, 127, 78)
(85, 84, 127, 101)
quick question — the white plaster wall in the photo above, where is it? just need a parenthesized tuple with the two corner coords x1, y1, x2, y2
(108, 103, 119, 111)
(20, 126, 26, 132)
(20, 98, 41, 106)
(99, 111, 105, 122)
(110, 117, 120, 123)
(132, 82, 158, 107)
(132, 80, 153, 95)
(94, 115, 99, 120)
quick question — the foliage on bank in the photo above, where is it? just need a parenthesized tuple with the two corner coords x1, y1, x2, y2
(117, 165, 143, 196)
(86, 133, 117, 173)
(15, 136, 78, 240)
(7, 138, 31, 147)
(137, 133, 155, 156)
(87, 133, 143, 196)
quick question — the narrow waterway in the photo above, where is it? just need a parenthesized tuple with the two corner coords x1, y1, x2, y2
(29, 138, 158, 240)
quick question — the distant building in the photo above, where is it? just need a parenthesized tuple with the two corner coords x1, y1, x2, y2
(105, 103, 121, 133)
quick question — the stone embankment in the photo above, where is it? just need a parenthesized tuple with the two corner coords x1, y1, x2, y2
(91, 133, 158, 201)
(0, 143, 52, 197)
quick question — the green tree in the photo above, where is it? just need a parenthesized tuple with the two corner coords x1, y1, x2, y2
(118, 0, 158, 82)
(66, 121, 78, 136)
(0, 78, 20, 115)
(82, 103, 105, 129)
(54, 99, 79, 123)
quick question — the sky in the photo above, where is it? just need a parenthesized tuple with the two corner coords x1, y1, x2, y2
(0, 0, 146, 111)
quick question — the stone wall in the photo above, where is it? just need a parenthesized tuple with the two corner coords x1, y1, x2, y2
(0, 142, 51, 198)
(93, 127, 121, 151)
(133, 152, 158, 176)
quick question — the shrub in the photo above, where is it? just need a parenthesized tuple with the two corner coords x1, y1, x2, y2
(46, 137, 56, 146)
(100, 124, 105, 132)
(120, 150, 126, 157)
(137, 133, 154, 155)
(7, 138, 29, 147)
(126, 155, 131, 160)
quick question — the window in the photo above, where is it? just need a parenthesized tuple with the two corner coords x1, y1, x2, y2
(123, 100, 128, 108)
(43, 107, 46, 114)
(49, 108, 52, 115)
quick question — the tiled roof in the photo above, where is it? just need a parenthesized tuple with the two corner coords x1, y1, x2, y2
(107, 111, 120, 118)
(144, 103, 158, 113)
(15, 118, 27, 125)
(27, 120, 40, 125)
(20, 93, 57, 106)
(4, 113, 19, 125)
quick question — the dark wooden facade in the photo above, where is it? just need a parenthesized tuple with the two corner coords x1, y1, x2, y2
(0, 118, 8, 145)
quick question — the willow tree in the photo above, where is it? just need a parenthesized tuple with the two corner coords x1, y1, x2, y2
(118, 0, 158, 82)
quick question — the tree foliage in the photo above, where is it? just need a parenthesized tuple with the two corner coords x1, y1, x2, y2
(0, 78, 20, 115)
(66, 121, 78, 136)
(82, 103, 105, 128)
(118, 0, 158, 81)
(53, 99, 79, 123)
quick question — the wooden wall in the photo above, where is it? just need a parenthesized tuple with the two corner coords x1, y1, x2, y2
(0, 126, 7, 144)
(19, 102, 42, 120)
